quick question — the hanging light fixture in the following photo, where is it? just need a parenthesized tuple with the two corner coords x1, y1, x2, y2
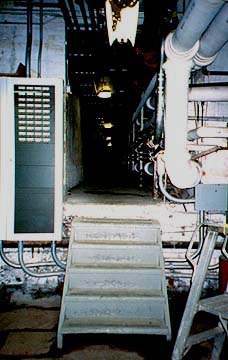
(105, 0, 139, 46)
(95, 76, 114, 99)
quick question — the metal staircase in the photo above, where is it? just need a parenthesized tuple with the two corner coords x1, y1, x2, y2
(57, 216, 171, 348)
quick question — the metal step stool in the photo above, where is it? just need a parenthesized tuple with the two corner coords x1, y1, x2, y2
(172, 224, 228, 360)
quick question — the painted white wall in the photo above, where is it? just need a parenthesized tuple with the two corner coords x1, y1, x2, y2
(0, 4, 83, 189)
(0, 10, 65, 79)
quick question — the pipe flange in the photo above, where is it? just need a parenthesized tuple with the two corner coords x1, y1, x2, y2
(165, 32, 199, 61)
(193, 52, 217, 67)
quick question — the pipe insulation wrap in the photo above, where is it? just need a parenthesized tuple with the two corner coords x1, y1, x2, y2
(172, 0, 225, 53)
(187, 126, 228, 140)
(189, 86, 228, 101)
(165, 32, 199, 61)
(163, 59, 202, 189)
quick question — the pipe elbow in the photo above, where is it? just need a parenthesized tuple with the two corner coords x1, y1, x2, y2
(165, 156, 202, 189)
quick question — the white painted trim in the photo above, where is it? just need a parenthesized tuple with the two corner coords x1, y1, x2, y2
(0, 79, 9, 239)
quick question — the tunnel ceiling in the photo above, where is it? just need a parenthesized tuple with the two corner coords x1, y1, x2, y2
(2, 0, 179, 185)
(5, 0, 179, 126)
(63, 0, 179, 124)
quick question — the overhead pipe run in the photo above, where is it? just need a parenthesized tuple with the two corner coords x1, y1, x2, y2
(188, 126, 228, 141)
(161, 0, 228, 189)
(171, 0, 225, 53)
(193, 2, 228, 66)
(189, 85, 228, 101)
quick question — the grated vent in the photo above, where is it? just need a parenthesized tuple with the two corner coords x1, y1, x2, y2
(14, 85, 54, 143)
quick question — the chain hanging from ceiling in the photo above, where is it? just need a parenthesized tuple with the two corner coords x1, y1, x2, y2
(108, 0, 139, 31)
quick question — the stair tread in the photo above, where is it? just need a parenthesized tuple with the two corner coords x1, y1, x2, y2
(72, 217, 160, 226)
(72, 240, 159, 245)
(198, 294, 228, 319)
(68, 266, 163, 272)
(61, 317, 169, 329)
(72, 242, 160, 247)
(66, 288, 164, 297)
(69, 263, 162, 269)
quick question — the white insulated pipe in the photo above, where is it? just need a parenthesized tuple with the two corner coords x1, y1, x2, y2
(188, 126, 228, 140)
(163, 58, 202, 189)
(162, 0, 227, 189)
(189, 86, 228, 101)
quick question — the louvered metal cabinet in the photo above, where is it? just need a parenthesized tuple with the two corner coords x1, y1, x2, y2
(0, 77, 63, 241)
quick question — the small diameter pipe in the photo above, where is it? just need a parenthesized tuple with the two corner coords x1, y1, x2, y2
(132, 73, 157, 124)
(188, 126, 228, 141)
(0, 240, 56, 269)
(25, 0, 33, 77)
(18, 241, 64, 278)
(51, 240, 66, 270)
(154, 39, 165, 145)
(202, 67, 228, 76)
(37, 0, 43, 77)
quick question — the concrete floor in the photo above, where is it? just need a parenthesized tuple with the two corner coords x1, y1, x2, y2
(0, 285, 227, 359)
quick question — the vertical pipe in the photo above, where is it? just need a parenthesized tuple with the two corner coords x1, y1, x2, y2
(132, 73, 157, 123)
(37, 0, 43, 78)
(154, 39, 165, 144)
(25, 0, 33, 77)
(163, 58, 201, 188)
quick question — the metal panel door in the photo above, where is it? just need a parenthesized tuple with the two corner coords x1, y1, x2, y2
(1, 78, 63, 241)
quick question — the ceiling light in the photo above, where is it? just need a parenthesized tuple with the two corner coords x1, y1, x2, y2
(95, 76, 114, 98)
(105, 0, 139, 46)
(101, 122, 114, 129)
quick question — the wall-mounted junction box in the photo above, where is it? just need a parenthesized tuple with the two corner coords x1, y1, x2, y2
(0, 77, 63, 241)
(195, 184, 228, 212)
